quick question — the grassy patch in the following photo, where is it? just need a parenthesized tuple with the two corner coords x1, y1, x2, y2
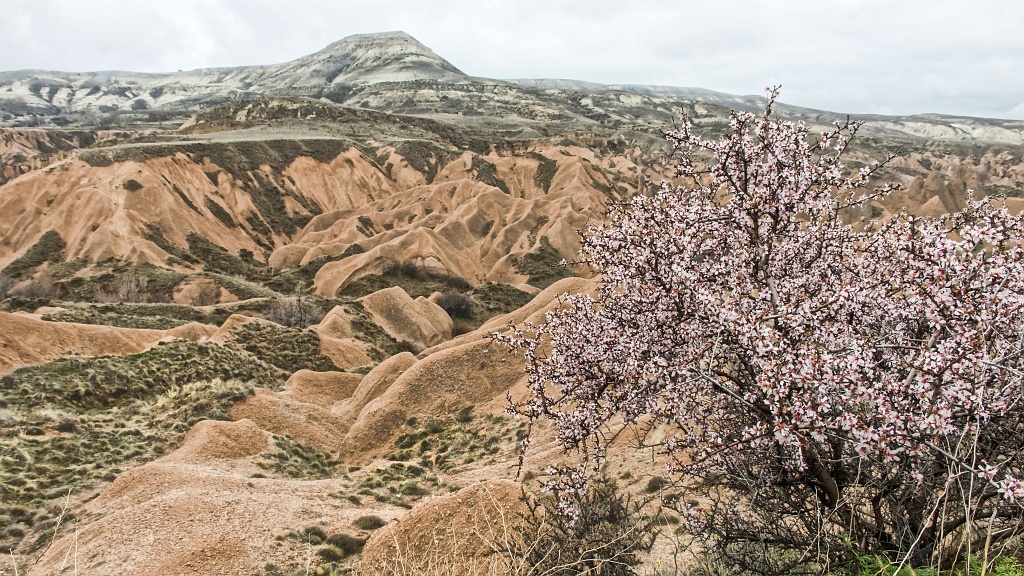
(1, 230, 66, 279)
(343, 301, 416, 362)
(228, 321, 339, 373)
(394, 140, 456, 184)
(186, 233, 258, 277)
(337, 264, 470, 300)
(143, 225, 198, 267)
(357, 461, 445, 508)
(204, 196, 236, 226)
(387, 411, 524, 472)
(0, 340, 280, 412)
(0, 378, 256, 552)
(0, 340, 283, 552)
(531, 153, 559, 193)
(56, 261, 186, 303)
(258, 435, 338, 480)
(471, 156, 510, 194)
(513, 236, 575, 289)
(463, 283, 534, 329)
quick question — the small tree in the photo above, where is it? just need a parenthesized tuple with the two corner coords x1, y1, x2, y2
(497, 90, 1024, 573)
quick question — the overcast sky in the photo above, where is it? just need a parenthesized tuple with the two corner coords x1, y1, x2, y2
(2, 0, 1022, 119)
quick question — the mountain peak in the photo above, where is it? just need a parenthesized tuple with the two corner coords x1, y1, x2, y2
(293, 31, 466, 85)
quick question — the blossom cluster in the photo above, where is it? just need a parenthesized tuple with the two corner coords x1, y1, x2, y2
(496, 89, 1024, 515)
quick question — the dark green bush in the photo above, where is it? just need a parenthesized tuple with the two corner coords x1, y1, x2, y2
(324, 533, 365, 556)
(352, 515, 386, 531)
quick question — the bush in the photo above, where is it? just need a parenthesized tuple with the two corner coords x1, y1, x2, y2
(264, 293, 326, 328)
(498, 89, 1024, 573)
(316, 545, 345, 562)
(324, 533, 365, 556)
(512, 476, 657, 576)
(0, 274, 13, 299)
(301, 526, 327, 544)
(95, 269, 150, 303)
(188, 280, 220, 306)
(352, 515, 386, 531)
(435, 290, 473, 319)
(396, 260, 423, 279)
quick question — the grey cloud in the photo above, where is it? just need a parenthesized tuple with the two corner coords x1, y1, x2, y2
(0, 0, 1021, 118)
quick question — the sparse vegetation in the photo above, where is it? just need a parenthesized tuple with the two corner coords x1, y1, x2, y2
(471, 156, 510, 194)
(228, 321, 339, 372)
(513, 236, 575, 289)
(531, 152, 558, 192)
(0, 339, 282, 552)
(352, 515, 386, 531)
(258, 435, 338, 480)
(1, 230, 66, 279)
(337, 263, 470, 300)
(510, 476, 658, 576)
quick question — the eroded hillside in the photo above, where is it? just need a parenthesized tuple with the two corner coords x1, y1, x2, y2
(2, 31, 1024, 576)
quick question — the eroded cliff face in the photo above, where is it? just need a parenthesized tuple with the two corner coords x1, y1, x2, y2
(0, 130, 665, 298)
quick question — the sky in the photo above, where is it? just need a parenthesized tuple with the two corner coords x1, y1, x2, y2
(1, 0, 1022, 119)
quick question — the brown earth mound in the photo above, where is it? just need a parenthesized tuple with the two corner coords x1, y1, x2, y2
(0, 310, 212, 374)
(360, 480, 529, 576)
(31, 455, 400, 576)
(315, 305, 355, 339)
(283, 369, 362, 408)
(343, 338, 527, 457)
(333, 351, 417, 423)
(357, 286, 453, 352)
(163, 418, 272, 464)
(228, 388, 350, 452)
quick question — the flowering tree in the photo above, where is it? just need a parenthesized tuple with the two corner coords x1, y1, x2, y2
(497, 90, 1024, 573)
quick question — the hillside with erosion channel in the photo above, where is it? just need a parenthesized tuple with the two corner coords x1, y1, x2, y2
(1, 32, 1023, 576)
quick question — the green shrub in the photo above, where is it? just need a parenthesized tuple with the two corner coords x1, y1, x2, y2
(324, 533, 365, 556)
(1, 230, 66, 279)
(352, 515, 386, 531)
(316, 545, 345, 562)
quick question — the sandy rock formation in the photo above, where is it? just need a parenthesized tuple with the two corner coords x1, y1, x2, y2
(343, 338, 527, 457)
(228, 388, 350, 452)
(282, 369, 362, 408)
(360, 480, 530, 576)
(357, 286, 453, 352)
(315, 305, 356, 339)
(333, 351, 417, 423)
(160, 418, 271, 464)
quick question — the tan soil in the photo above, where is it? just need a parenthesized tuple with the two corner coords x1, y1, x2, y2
(360, 480, 530, 576)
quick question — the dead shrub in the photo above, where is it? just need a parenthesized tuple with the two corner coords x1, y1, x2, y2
(510, 476, 658, 576)
(264, 293, 326, 328)
(11, 270, 59, 300)
(188, 280, 220, 307)
(436, 290, 474, 319)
